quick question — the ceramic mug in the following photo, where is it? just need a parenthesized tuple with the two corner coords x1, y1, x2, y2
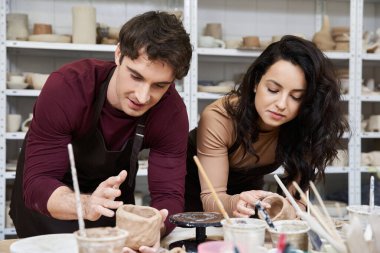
(199, 36, 225, 48)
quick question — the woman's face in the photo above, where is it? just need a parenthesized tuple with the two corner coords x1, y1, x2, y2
(254, 59, 306, 131)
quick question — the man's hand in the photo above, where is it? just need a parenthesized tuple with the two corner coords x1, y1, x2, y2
(233, 190, 274, 218)
(123, 209, 169, 253)
(84, 170, 128, 221)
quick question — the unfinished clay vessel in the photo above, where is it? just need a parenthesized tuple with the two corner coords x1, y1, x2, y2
(258, 194, 297, 221)
(116, 204, 162, 250)
(312, 15, 336, 51)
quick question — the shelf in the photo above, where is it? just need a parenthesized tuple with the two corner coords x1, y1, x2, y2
(360, 95, 380, 101)
(5, 89, 40, 97)
(5, 161, 148, 179)
(5, 132, 26, 140)
(361, 132, 380, 138)
(196, 92, 225, 99)
(4, 228, 16, 236)
(6, 40, 116, 52)
(325, 166, 350, 173)
(197, 48, 350, 60)
(359, 166, 380, 173)
(197, 48, 261, 58)
(362, 53, 380, 61)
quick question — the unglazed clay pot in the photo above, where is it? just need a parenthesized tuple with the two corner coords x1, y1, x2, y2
(258, 194, 297, 221)
(116, 205, 162, 250)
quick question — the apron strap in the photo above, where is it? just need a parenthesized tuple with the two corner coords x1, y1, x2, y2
(128, 114, 148, 187)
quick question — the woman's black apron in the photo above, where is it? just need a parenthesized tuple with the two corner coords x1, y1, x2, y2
(10, 68, 146, 238)
(184, 128, 280, 212)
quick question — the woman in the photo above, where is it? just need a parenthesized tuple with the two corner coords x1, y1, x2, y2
(185, 35, 348, 217)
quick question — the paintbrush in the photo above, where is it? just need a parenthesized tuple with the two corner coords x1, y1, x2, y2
(255, 200, 276, 231)
(193, 156, 239, 253)
(273, 175, 347, 253)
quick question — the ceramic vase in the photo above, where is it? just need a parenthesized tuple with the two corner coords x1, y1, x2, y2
(312, 15, 336, 51)
(6, 13, 29, 40)
(72, 6, 96, 44)
(116, 204, 162, 250)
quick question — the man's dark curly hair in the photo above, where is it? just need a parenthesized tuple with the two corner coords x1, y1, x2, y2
(118, 11, 192, 79)
(224, 35, 349, 192)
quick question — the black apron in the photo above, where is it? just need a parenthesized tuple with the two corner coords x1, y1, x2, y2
(184, 128, 280, 212)
(10, 68, 147, 238)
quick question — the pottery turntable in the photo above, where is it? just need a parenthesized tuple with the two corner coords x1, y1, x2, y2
(169, 212, 223, 252)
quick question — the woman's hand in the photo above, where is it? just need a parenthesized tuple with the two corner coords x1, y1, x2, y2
(233, 190, 275, 218)
(84, 170, 127, 221)
(122, 209, 169, 253)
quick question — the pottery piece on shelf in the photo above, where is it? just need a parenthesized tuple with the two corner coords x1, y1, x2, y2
(21, 113, 33, 132)
(330, 149, 348, 167)
(367, 115, 380, 132)
(204, 23, 222, 40)
(33, 23, 53, 35)
(258, 193, 297, 221)
(6, 13, 29, 40)
(199, 36, 225, 48)
(28, 34, 71, 43)
(7, 81, 29, 89)
(312, 15, 336, 51)
(31, 73, 49, 90)
(362, 151, 380, 166)
(72, 5, 97, 44)
(6, 114, 22, 132)
(116, 204, 162, 250)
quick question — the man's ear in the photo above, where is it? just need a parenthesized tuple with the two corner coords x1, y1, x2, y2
(115, 43, 121, 65)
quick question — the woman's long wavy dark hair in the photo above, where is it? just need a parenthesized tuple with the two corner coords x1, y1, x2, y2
(224, 35, 349, 192)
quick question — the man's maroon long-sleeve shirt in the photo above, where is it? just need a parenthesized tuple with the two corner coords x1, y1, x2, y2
(23, 59, 188, 234)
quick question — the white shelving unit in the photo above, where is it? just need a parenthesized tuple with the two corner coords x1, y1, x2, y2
(1, 0, 379, 239)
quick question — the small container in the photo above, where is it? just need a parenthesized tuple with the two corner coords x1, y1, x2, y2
(221, 218, 266, 249)
(347, 205, 380, 230)
(74, 227, 128, 253)
(268, 220, 310, 251)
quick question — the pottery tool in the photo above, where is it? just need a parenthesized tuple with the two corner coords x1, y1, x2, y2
(255, 200, 276, 230)
(273, 175, 347, 253)
(292, 182, 340, 239)
(369, 175, 375, 212)
(193, 156, 239, 253)
(193, 156, 230, 223)
(68, 143, 86, 237)
(292, 182, 334, 251)
(309, 181, 336, 228)
(364, 175, 375, 241)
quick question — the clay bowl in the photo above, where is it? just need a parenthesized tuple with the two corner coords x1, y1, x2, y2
(116, 204, 162, 250)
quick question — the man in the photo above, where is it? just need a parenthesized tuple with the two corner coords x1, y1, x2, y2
(9, 10, 192, 248)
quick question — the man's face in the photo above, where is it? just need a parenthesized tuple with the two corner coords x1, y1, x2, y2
(109, 46, 175, 117)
